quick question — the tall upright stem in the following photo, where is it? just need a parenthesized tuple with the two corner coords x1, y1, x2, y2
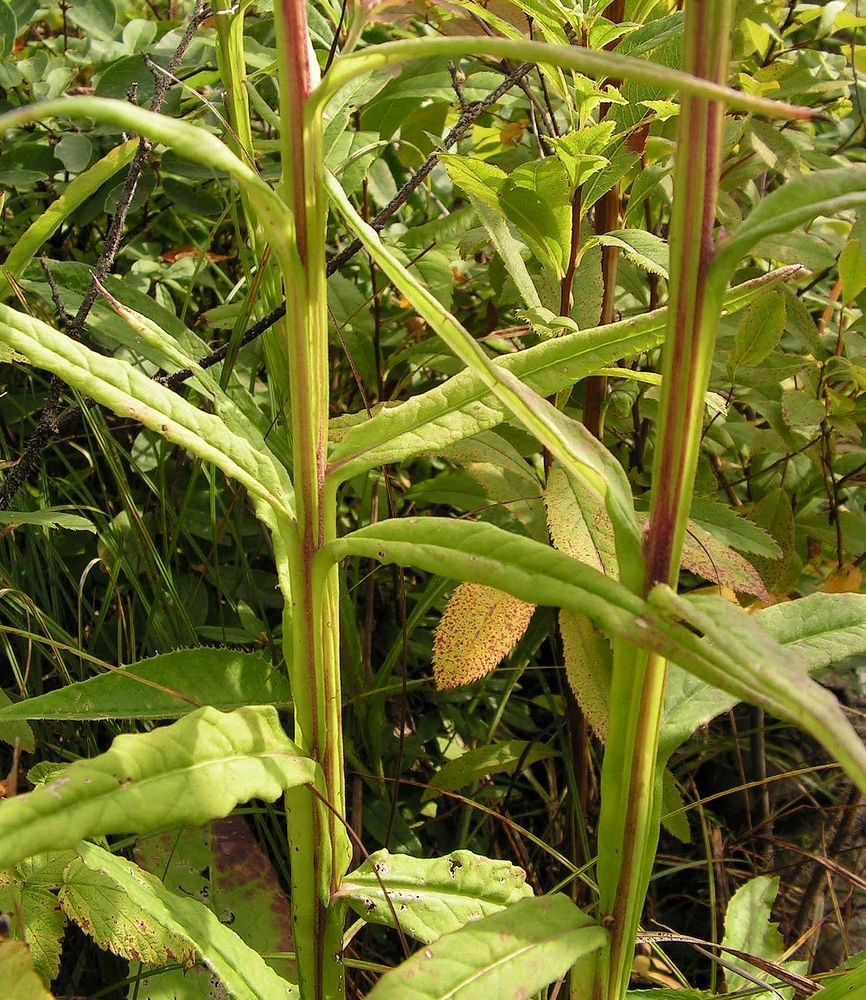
(596, 4, 733, 999)
(274, 3, 350, 997)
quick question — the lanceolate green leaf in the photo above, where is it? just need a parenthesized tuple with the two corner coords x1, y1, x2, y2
(366, 894, 607, 1000)
(0, 648, 291, 721)
(63, 843, 298, 1000)
(326, 268, 800, 482)
(710, 167, 866, 298)
(0, 139, 137, 298)
(0, 303, 295, 524)
(422, 743, 558, 800)
(0, 706, 317, 868)
(316, 37, 815, 123)
(318, 517, 645, 640)
(338, 849, 533, 944)
(327, 171, 648, 581)
(0, 98, 299, 272)
(322, 518, 866, 795)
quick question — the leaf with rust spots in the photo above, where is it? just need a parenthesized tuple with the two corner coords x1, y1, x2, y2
(62, 844, 296, 1000)
(60, 857, 196, 969)
(559, 610, 612, 741)
(433, 583, 535, 689)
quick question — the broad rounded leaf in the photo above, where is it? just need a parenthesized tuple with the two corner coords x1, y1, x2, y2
(339, 849, 533, 943)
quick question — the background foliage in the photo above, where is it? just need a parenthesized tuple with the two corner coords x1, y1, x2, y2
(1, 0, 866, 998)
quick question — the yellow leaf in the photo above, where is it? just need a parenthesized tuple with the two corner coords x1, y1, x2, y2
(499, 120, 527, 147)
(820, 564, 863, 594)
(433, 583, 534, 689)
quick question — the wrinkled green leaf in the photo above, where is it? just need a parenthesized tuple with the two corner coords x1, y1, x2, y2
(0, 706, 317, 868)
(327, 269, 800, 482)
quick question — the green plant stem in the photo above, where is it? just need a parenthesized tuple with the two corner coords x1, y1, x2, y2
(274, 4, 349, 997)
(595, 5, 734, 999)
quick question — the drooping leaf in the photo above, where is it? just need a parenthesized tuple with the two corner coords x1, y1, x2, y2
(660, 592, 866, 764)
(710, 167, 866, 300)
(0, 304, 295, 524)
(0, 706, 317, 868)
(339, 849, 534, 943)
(61, 843, 297, 1000)
(423, 742, 558, 802)
(366, 894, 607, 1000)
(650, 587, 866, 795)
(0, 941, 55, 1000)
(433, 583, 535, 689)
(0, 648, 291, 720)
(320, 517, 645, 645)
(0, 509, 95, 532)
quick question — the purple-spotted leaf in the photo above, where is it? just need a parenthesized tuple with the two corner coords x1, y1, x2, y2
(433, 583, 535, 689)
(135, 817, 296, 995)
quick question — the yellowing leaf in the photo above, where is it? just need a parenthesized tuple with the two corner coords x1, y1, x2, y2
(820, 564, 863, 594)
(0, 941, 55, 1000)
(433, 583, 534, 689)
(499, 120, 526, 147)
